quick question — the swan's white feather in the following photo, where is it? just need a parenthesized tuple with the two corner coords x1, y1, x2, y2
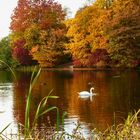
(78, 87, 94, 97)
(78, 91, 92, 96)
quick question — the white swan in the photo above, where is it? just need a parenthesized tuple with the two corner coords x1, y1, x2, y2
(78, 87, 95, 97)
(78, 87, 96, 101)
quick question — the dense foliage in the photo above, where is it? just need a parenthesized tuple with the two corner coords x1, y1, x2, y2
(0, 37, 17, 68)
(106, 0, 140, 67)
(8, 0, 140, 68)
(10, 0, 70, 67)
(66, 0, 140, 67)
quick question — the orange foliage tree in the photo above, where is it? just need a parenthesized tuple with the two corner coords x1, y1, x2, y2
(66, 0, 140, 67)
(65, 3, 110, 67)
(65, 6, 97, 67)
(105, 0, 140, 67)
(10, 0, 70, 67)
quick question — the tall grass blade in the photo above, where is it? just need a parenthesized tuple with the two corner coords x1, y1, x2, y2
(24, 67, 41, 136)
(24, 67, 60, 139)
(42, 89, 54, 108)
(56, 108, 60, 132)
(30, 67, 41, 88)
(33, 91, 58, 126)
(38, 106, 58, 117)
(0, 60, 16, 80)
(0, 123, 11, 134)
(62, 112, 67, 129)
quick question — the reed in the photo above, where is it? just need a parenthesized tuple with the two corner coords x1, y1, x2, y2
(0, 60, 16, 80)
(24, 67, 41, 136)
(91, 110, 140, 140)
(24, 67, 60, 139)
(45, 110, 140, 140)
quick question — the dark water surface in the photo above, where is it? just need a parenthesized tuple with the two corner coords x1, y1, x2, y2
(0, 69, 140, 137)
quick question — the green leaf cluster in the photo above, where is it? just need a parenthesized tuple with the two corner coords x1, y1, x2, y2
(0, 36, 18, 68)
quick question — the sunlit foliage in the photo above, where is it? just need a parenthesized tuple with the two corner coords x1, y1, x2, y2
(10, 0, 70, 67)
(105, 0, 140, 67)
(65, 7, 93, 67)
(65, 3, 109, 67)
(9, 0, 140, 68)
(66, 0, 140, 67)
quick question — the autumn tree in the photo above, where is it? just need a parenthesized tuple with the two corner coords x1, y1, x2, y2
(65, 6, 94, 67)
(10, 0, 70, 67)
(66, 0, 140, 68)
(65, 3, 111, 67)
(105, 0, 140, 67)
(94, 0, 114, 9)
(12, 39, 35, 65)
(10, 0, 30, 32)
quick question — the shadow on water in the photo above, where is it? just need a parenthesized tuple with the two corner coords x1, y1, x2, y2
(1, 69, 140, 135)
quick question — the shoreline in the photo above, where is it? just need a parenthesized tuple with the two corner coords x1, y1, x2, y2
(0, 65, 139, 72)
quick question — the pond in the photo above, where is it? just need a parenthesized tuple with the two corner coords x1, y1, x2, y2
(0, 69, 140, 138)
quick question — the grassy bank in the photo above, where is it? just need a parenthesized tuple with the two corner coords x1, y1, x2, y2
(0, 109, 140, 139)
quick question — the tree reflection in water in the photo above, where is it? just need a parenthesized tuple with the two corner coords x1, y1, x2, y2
(1, 70, 140, 136)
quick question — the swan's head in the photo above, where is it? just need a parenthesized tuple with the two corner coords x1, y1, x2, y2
(90, 87, 94, 91)
(90, 87, 94, 94)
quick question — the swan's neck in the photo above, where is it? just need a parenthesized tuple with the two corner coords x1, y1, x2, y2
(90, 88, 93, 94)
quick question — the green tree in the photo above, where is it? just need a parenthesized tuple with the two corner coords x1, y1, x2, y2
(0, 36, 17, 68)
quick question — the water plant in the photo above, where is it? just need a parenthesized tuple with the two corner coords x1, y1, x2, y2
(0, 65, 61, 139)
(0, 60, 16, 79)
(91, 110, 140, 140)
(24, 67, 60, 139)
